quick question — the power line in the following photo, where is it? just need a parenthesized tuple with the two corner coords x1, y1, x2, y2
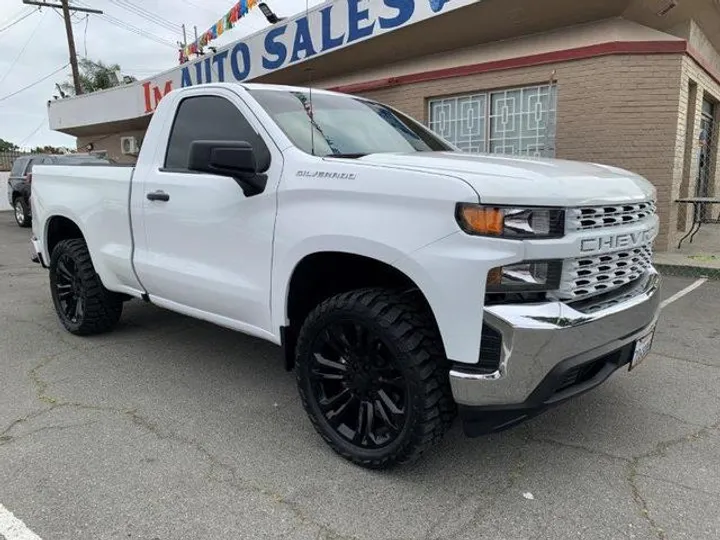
(98, 13, 179, 48)
(19, 118, 46, 147)
(177, 0, 218, 16)
(0, 10, 47, 87)
(72, 0, 179, 48)
(0, 63, 69, 103)
(0, 8, 39, 34)
(0, 6, 34, 26)
(107, 0, 182, 32)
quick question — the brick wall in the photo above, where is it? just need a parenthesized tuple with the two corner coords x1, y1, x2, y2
(356, 54, 685, 250)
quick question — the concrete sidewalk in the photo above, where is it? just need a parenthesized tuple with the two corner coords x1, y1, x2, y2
(655, 223, 720, 279)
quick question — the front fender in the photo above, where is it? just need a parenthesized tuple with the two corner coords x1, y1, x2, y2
(271, 235, 413, 332)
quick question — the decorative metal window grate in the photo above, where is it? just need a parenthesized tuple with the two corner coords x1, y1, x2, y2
(427, 84, 557, 157)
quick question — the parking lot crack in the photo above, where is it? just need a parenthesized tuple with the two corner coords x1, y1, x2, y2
(527, 435, 629, 462)
(0, 420, 99, 447)
(626, 417, 720, 540)
(635, 473, 720, 498)
(122, 411, 360, 540)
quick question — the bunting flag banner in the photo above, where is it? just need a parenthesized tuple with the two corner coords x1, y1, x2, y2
(182, 0, 259, 58)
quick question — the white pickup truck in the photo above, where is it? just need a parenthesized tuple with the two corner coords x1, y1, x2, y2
(30, 83, 661, 468)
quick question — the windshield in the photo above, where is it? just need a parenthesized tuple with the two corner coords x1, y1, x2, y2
(249, 89, 453, 157)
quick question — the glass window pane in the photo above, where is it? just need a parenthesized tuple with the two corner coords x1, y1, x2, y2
(428, 84, 557, 157)
(489, 84, 557, 157)
(427, 93, 487, 152)
(165, 96, 270, 170)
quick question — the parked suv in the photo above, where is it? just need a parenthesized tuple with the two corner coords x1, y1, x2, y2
(7, 153, 110, 227)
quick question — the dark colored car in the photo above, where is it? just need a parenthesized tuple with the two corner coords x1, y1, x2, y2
(7, 153, 110, 228)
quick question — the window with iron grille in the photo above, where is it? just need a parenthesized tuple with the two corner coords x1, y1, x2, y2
(427, 84, 557, 157)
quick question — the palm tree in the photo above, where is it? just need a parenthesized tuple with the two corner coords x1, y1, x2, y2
(58, 58, 133, 96)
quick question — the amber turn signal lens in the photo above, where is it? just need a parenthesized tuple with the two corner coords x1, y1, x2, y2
(487, 266, 503, 286)
(457, 205, 504, 235)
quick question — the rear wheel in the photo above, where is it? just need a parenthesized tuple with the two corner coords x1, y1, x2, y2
(49, 239, 123, 335)
(14, 198, 30, 228)
(295, 288, 455, 469)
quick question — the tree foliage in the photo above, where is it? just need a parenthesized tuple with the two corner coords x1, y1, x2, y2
(59, 58, 123, 95)
(31, 145, 64, 154)
(0, 138, 18, 152)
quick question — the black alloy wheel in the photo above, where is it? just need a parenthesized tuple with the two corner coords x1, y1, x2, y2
(54, 252, 84, 324)
(308, 320, 409, 449)
(49, 239, 123, 335)
(295, 288, 455, 469)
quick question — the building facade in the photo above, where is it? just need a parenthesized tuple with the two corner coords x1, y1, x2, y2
(49, 0, 720, 251)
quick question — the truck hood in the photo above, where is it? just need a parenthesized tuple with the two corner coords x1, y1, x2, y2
(355, 152, 655, 206)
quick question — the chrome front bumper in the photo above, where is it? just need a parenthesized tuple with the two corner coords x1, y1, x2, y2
(450, 270, 661, 407)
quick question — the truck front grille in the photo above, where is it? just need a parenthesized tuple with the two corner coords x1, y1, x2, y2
(557, 244, 653, 301)
(566, 201, 656, 231)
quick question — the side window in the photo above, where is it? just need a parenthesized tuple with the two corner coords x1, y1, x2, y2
(25, 158, 39, 173)
(164, 96, 271, 172)
(10, 158, 27, 177)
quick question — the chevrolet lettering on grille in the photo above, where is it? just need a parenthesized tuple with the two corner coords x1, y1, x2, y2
(580, 228, 656, 253)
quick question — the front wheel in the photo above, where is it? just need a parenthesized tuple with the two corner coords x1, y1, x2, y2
(295, 288, 455, 469)
(14, 198, 30, 228)
(49, 239, 123, 335)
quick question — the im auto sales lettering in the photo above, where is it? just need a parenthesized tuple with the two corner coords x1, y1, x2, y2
(143, 0, 451, 114)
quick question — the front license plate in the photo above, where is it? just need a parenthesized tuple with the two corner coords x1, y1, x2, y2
(630, 327, 655, 371)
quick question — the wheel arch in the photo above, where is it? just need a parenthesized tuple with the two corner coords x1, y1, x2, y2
(45, 214, 86, 260)
(279, 249, 442, 370)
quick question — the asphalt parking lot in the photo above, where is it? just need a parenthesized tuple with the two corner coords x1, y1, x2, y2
(1, 211, 719, 540)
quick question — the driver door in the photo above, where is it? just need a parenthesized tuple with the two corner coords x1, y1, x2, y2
(132, 90, 281, 336)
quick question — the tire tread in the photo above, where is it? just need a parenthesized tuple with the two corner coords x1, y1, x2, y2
(50, 239, 123, 335)
(295, 287, 456, 469)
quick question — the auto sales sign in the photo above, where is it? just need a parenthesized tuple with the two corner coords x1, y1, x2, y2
(141, 0, 477, 114)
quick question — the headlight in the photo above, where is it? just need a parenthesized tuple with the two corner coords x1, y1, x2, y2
(456, 204, 565, 239)
(487, 260, 563, 293)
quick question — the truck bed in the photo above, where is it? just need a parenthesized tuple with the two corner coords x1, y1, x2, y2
(31, 165, 141, 296)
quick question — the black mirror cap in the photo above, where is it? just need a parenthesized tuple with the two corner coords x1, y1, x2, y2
(188, 140, 257, 177)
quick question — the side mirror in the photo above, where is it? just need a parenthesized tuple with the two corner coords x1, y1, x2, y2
(188, 140, 266, 196)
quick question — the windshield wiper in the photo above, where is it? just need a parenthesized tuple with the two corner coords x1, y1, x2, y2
(326, 153, 367, 159)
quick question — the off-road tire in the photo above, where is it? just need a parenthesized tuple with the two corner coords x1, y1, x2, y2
(14, 197, 31, 228)
(295, 288, 456, 469)
(49, 239, 123, 335)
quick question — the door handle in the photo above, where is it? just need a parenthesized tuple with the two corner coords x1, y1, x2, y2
(147, 190, 170, 202)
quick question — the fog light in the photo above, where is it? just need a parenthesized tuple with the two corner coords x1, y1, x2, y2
(486, 261, 562, 293)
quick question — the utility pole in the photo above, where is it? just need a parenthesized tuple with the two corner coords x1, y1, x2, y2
(22, 0, 103, 95)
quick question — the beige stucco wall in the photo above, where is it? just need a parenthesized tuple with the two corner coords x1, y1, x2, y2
(316, 18, 683, 90)
(77, 129, 146, 165)
(356, 53, 685, 251)
(671, 19, 720, 75)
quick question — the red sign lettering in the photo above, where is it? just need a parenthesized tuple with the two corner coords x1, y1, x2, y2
(143, 80, 174, 113)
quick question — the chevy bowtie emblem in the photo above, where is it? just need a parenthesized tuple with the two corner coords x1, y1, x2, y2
(429, 0, 450, 13)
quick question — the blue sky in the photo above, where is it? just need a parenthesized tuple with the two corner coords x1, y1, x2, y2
(0, 0, 323, 148)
